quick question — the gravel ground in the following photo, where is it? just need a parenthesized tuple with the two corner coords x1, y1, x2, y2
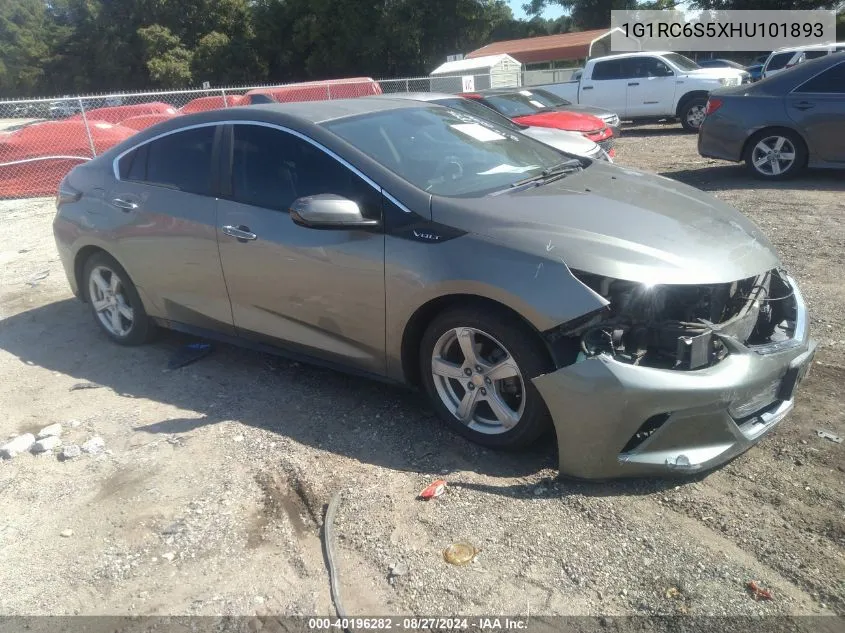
(0, 124, 843, 624)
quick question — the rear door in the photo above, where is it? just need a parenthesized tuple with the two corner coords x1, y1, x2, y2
(109, 124, 235, 333)
(625, 57, 677, 117)
(215, 123, 387, 374)
(787, 60, 845, 163)
(580, 59, 631, 116)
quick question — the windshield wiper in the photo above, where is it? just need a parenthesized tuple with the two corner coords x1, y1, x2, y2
(509, 159, 583, 188)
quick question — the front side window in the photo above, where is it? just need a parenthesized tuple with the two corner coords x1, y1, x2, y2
(634, 58, 673, 77)
(324, 106, 572, 197)
(802, 50, 829, 61)
(794, 62, 845, 94)
(229, 125, 380, 218)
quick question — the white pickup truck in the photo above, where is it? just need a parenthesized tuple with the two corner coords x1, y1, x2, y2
(543, 52, 747, 131)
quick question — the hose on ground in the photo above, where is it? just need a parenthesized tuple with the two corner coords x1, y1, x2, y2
(323, 490, 350, 630)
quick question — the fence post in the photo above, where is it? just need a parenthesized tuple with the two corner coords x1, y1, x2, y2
(405, 79, 409, 93)
(327, 84, 332, 100)
(221, 88, 228, 107)
(78, 97, 97, 158)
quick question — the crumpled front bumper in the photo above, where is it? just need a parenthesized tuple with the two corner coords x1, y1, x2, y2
(533, 274, 816, 480)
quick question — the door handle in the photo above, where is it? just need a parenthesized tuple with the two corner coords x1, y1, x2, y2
(792, 101, 815, 110)
(111, 198, 138, 211)
(627, 82, 640, 86)
(581, 86, 593, 90)
(222, 224, 257, 242)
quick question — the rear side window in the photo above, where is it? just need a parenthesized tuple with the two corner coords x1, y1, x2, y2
(794, 62, 845, 93)
(591, 58, 637, 80)
(766, 52, 794, 71)
(802, 50, 829, 60)
(119, 126, 216, 195)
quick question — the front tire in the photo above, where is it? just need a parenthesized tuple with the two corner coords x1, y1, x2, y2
(82, 252, 153, 345)
(419, 305, 554, 450)
(744, 128, 806, 180)
(679, 97, 708, 132)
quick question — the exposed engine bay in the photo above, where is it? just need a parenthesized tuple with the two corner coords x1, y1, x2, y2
(551, 268, 798, 370)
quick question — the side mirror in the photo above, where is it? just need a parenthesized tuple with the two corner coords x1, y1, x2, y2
(290, 194, 380, 230)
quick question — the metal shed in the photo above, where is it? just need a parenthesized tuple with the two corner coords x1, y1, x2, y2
(429, 54, 522, 93)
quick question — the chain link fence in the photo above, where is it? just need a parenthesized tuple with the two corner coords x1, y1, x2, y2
(0, 74, 492, 200)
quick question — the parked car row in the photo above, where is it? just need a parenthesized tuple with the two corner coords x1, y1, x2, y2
(699, 53, 845, 180)
(52, 94, 816, 479)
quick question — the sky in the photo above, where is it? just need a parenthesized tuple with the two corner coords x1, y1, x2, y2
(507, 0, 566, 20)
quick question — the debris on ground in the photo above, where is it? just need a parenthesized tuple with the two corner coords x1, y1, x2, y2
(59, 529, 73, 538)
(166, 342, 213, 370)
(0, 433, 36, 459)
(746, 580, 774, 601)
(815, 429, 842, 444)
(69, 382, 102, 391)
(418, 479, 447, 500)
(26, 270, 49, 287)
(161, 552, 176, 562)
(32, 436, 62, 454)
(81, 436, 105, 455)
(443, 542, 478, 566)
(388, 562, 409, 578)
(36, 423, 62, 439)
(665, 587, 682, 599)
(60, 444, 81, 460)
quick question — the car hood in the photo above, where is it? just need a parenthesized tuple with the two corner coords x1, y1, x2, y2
(521, 126, 599, 156)
(431, 163, 779, 285)
(513, 111, 605, 132)
(552, 104, 617, 120)
(683, 67, 746, 80)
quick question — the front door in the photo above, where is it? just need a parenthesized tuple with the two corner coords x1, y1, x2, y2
(787, 60, 845, 163)
(216, 123, 387, 375)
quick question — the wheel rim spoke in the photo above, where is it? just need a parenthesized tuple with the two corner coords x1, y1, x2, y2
(486, 358, 518, 381)
(774, 137, 785, 151)
(770, 160, 781, 175)
(92, 298, 110, 313)
(116, 298, 134, 321)
(109, 307, 123, 333)
(456, 388, 481, 423)
(456, 328, 479, 366)
(754, 155, 769, 168)
(485, 392, 519, 429)
(432, 357, 465, 380)
(92, 272, 109, 295)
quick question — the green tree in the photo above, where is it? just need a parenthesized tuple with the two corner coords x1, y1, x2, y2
(0, 0, 54, 96)
(138, 24, 192, 87)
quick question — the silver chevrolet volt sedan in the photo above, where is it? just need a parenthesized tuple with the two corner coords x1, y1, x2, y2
(53, 97, 815, 479)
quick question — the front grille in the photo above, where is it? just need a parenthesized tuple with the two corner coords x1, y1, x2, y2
(598, 138, 615, 153)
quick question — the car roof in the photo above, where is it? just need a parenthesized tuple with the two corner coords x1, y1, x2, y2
(240, 97, 426, 123)
(753, 52, 845, 91)
(769, 42, 843, 54)
(588, 51, 676, 61)
(373, 92, 458, 103)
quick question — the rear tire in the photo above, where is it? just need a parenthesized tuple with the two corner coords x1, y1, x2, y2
(679, 97, 708, 132)
(419, 304, 554, 450)
(82, 252, 154, 346)
(743, 128, 806, 180)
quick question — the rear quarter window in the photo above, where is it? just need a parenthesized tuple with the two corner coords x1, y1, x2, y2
(766, 52, 794, 71)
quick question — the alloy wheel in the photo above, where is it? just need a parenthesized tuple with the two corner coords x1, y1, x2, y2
(430, 327, 526, 435)
(685, 104, 706, 128)
(751, 136, 797, 177)
(88, 265, 134, 338)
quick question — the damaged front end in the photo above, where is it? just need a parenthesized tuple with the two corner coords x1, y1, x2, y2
(536, 268, 815, 479)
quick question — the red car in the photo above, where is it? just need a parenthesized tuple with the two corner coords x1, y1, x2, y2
(460, 90, 615, 157)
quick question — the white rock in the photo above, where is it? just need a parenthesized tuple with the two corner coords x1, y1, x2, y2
(81, 436, 105, 455)
(61, 444, 82, 460)
(1, 433, 36, 459)
(32, 436, 62, 453)
(67, 419, 82, 428)
(162, 552, 176, 562)
(37, 423, 63, 439)
(232, 435, 244, 443)
(60, 529, 73, 537)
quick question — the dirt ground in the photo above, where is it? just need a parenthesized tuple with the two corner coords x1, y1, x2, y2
(0, 124, 843, 623)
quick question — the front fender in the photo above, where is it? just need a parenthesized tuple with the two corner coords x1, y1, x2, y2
(384, 232, 608, 381)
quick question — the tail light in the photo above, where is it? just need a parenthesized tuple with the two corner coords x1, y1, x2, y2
(56, 178, 81, 208)
(704, 98, 723, 116)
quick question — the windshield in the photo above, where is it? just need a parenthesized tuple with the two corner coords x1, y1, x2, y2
(435, 98, 523, 132)
(526, 88, 573, 107)
(663, 53, 701, 71)
(481, 93, 548, 118)
(324, 106, 570, 196)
